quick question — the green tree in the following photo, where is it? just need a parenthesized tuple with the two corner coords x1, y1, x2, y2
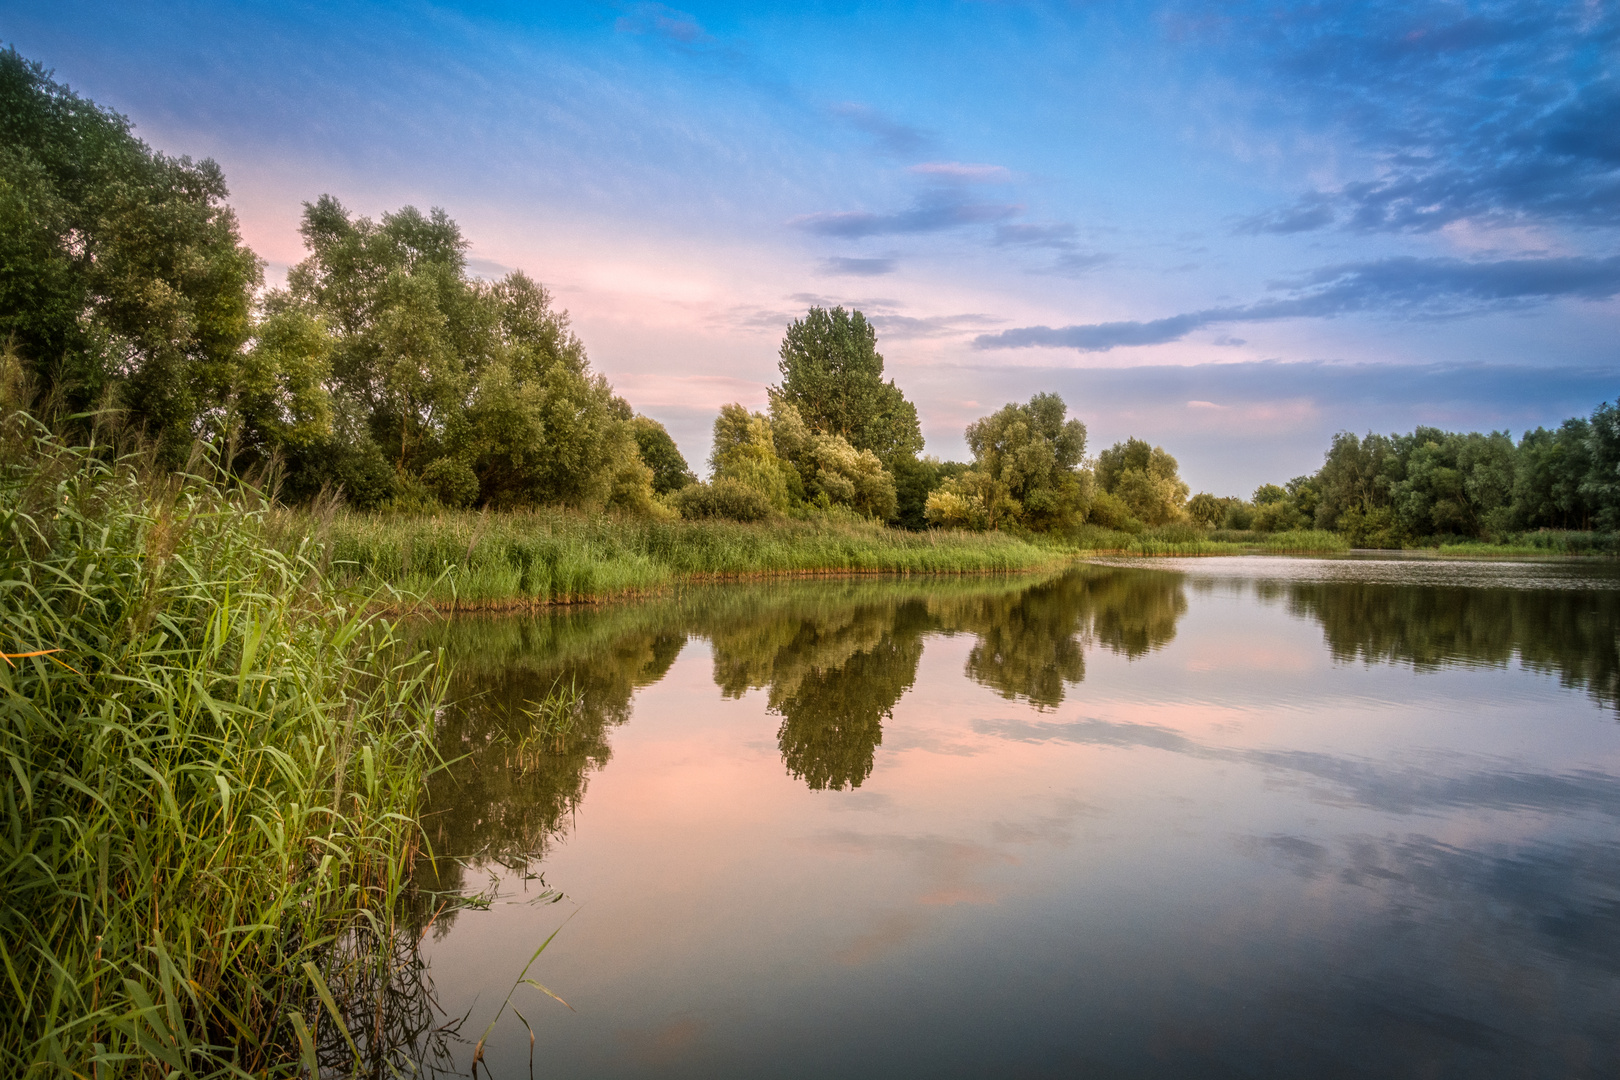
(1511, 418, 1593, 530)
(0, 48, 262, 458)
(709, 402, 792, 508)
(926, 393, 1089, 532)
(1584, 401, 1620, 531)
(631, 415, 695, 495)
(1312, 431, 1396, 542)
(774, 306, 923, 464)
(770, 398, 896, 518)
(1094, 437, 1188, 526)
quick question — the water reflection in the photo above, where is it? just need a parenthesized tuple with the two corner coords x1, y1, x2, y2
(415, 562, 1620, 878)
(1285, 578, 1620, 708)
(418, 568, 1189, 840)
(401, 558, 1620, 1078)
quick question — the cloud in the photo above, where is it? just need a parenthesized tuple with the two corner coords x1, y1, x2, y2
(791, 199, 1022, 238)
(816, 256, 896, 277)
(987, 222, 1111, 274)
(1046, 251, 1114, 276)
(1192, 1, 1620, 232)
(975, 715, 1620, 817)
(1237, 195, 1338, 235)
(994, 223, 1080, 247)
(614, 2, 710, 44)
(979, 311, 1212, 351)
(828, 102, 933, 156)
(907, 161, 1013, 183)
(975, 254, 1620, 351)
(866, 312, 1005, 340)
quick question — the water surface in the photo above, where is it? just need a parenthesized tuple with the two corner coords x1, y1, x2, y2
(410, 558, 1620, 1078)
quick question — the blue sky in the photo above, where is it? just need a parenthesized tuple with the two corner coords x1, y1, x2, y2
(4, 0, 1617, 493)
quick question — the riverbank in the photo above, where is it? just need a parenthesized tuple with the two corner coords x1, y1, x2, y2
(278, 510, 1357, 611)
(294, 509, 1071, 611)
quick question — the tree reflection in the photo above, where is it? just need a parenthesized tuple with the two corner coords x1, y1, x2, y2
(706, 596, 934, 790)
(408, 610, 686, 914)
(413, 569, 1192, 821)
(937, 568, 1185, 710)
(1286, 581, 1620, 709)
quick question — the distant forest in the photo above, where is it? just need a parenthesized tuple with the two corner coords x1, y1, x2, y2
(3, 47, 1617, 546)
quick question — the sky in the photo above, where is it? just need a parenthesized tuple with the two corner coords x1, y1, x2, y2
(3, 0, 1618, 493)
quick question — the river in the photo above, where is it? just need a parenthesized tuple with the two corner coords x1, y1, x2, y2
(398, 556, 1620, 1078)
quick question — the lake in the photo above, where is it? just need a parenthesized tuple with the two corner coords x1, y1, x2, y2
(399, 556, 1620, 1078)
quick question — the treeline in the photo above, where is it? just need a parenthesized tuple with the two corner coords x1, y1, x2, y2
(0, 48, 1156, 533)
(1, 49, 681, 514)
(4, 48, 1615, 548)
(1191, 414, 1620, 547)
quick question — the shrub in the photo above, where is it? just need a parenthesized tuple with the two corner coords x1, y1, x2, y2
(670, 478, 772, 522)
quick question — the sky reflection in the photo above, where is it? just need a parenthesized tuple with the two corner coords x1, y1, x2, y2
(407, 561, 1620, 1077)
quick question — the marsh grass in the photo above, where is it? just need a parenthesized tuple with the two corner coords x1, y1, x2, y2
(298, 508, 1070, 610)
(1437, 531, 1620, 557)
(287, 510, 1372, 613)
(514, 679, 582, 764)
(0, 410, 448, 1076)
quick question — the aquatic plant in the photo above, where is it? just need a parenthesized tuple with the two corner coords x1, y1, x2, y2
(0, 409, 445, 1075)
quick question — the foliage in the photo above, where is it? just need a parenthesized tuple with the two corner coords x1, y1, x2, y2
(0, 408, 443, 1074)
(1300, 407, 1620, 544)
(670, 477, 773, 522)
(926, 393, 1089, 532)
(277, 201, 650, 513)
(1094, 437, 1189, 526)
(631, 415, 695, 495)
(311, 506, 1066, 608)
(773, 306, 923, 464)
(0, 49, 262, 462)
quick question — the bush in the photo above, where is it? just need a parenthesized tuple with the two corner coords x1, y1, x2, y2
(421, 456, 479, 508)
(670, 478, 772, 522)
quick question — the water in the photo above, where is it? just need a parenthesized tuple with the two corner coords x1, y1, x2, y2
(406, 557, 1620, 1078)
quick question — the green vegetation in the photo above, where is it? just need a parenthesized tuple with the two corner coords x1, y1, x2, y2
(0, 407, 446, 1074)
(1190, 409, 1620, 549)
(311, 508, 1071, 609)
(8, 46, 1614, 559)
(925, 393, 1090, 531)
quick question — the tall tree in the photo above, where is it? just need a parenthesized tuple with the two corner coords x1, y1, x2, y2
(773, 306, 923, 464)
(0, 48, 261, 457)
(630, 415, 695, 495)
(1094, 436, 1188, 527)
(927, 393, 1089, 531)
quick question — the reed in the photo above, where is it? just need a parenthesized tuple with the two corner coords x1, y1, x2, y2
(0, 412, 446, 1076)
(291, 508, 1070, 609)
(1437, 531, 1620, 557)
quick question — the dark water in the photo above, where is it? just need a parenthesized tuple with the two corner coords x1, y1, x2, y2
(407, 557, 1620, 1078)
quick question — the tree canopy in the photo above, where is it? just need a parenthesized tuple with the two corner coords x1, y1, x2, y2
(773, 306, 923, 464)
(925, 393, 1090, 531)
(0, 48, 262, 459)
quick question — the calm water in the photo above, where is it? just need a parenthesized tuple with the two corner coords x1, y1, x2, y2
(404, 557, 1620, 1078)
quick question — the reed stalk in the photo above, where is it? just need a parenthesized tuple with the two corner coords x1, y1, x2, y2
(0, 410, 447, 1076)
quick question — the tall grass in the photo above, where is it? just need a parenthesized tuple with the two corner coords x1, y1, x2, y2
(1437, 531, 1620, 557)
(297, 508, 1069, 609)
(0, 412, 445, 1076)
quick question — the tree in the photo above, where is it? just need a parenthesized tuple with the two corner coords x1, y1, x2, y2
(774, 306, 923, 464)
(926, 393, 1089, 531)
(1511, 419, 1593, 530)
(1584, 401, 1620, 531)
(0, 48, 262, 458)
(631, 416, 695, 495)
(1094, 437, 1188, 526)
(770, 398, 896, 518)
(1187, 492, 1224, 528)
(709, 402, 792, 508)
